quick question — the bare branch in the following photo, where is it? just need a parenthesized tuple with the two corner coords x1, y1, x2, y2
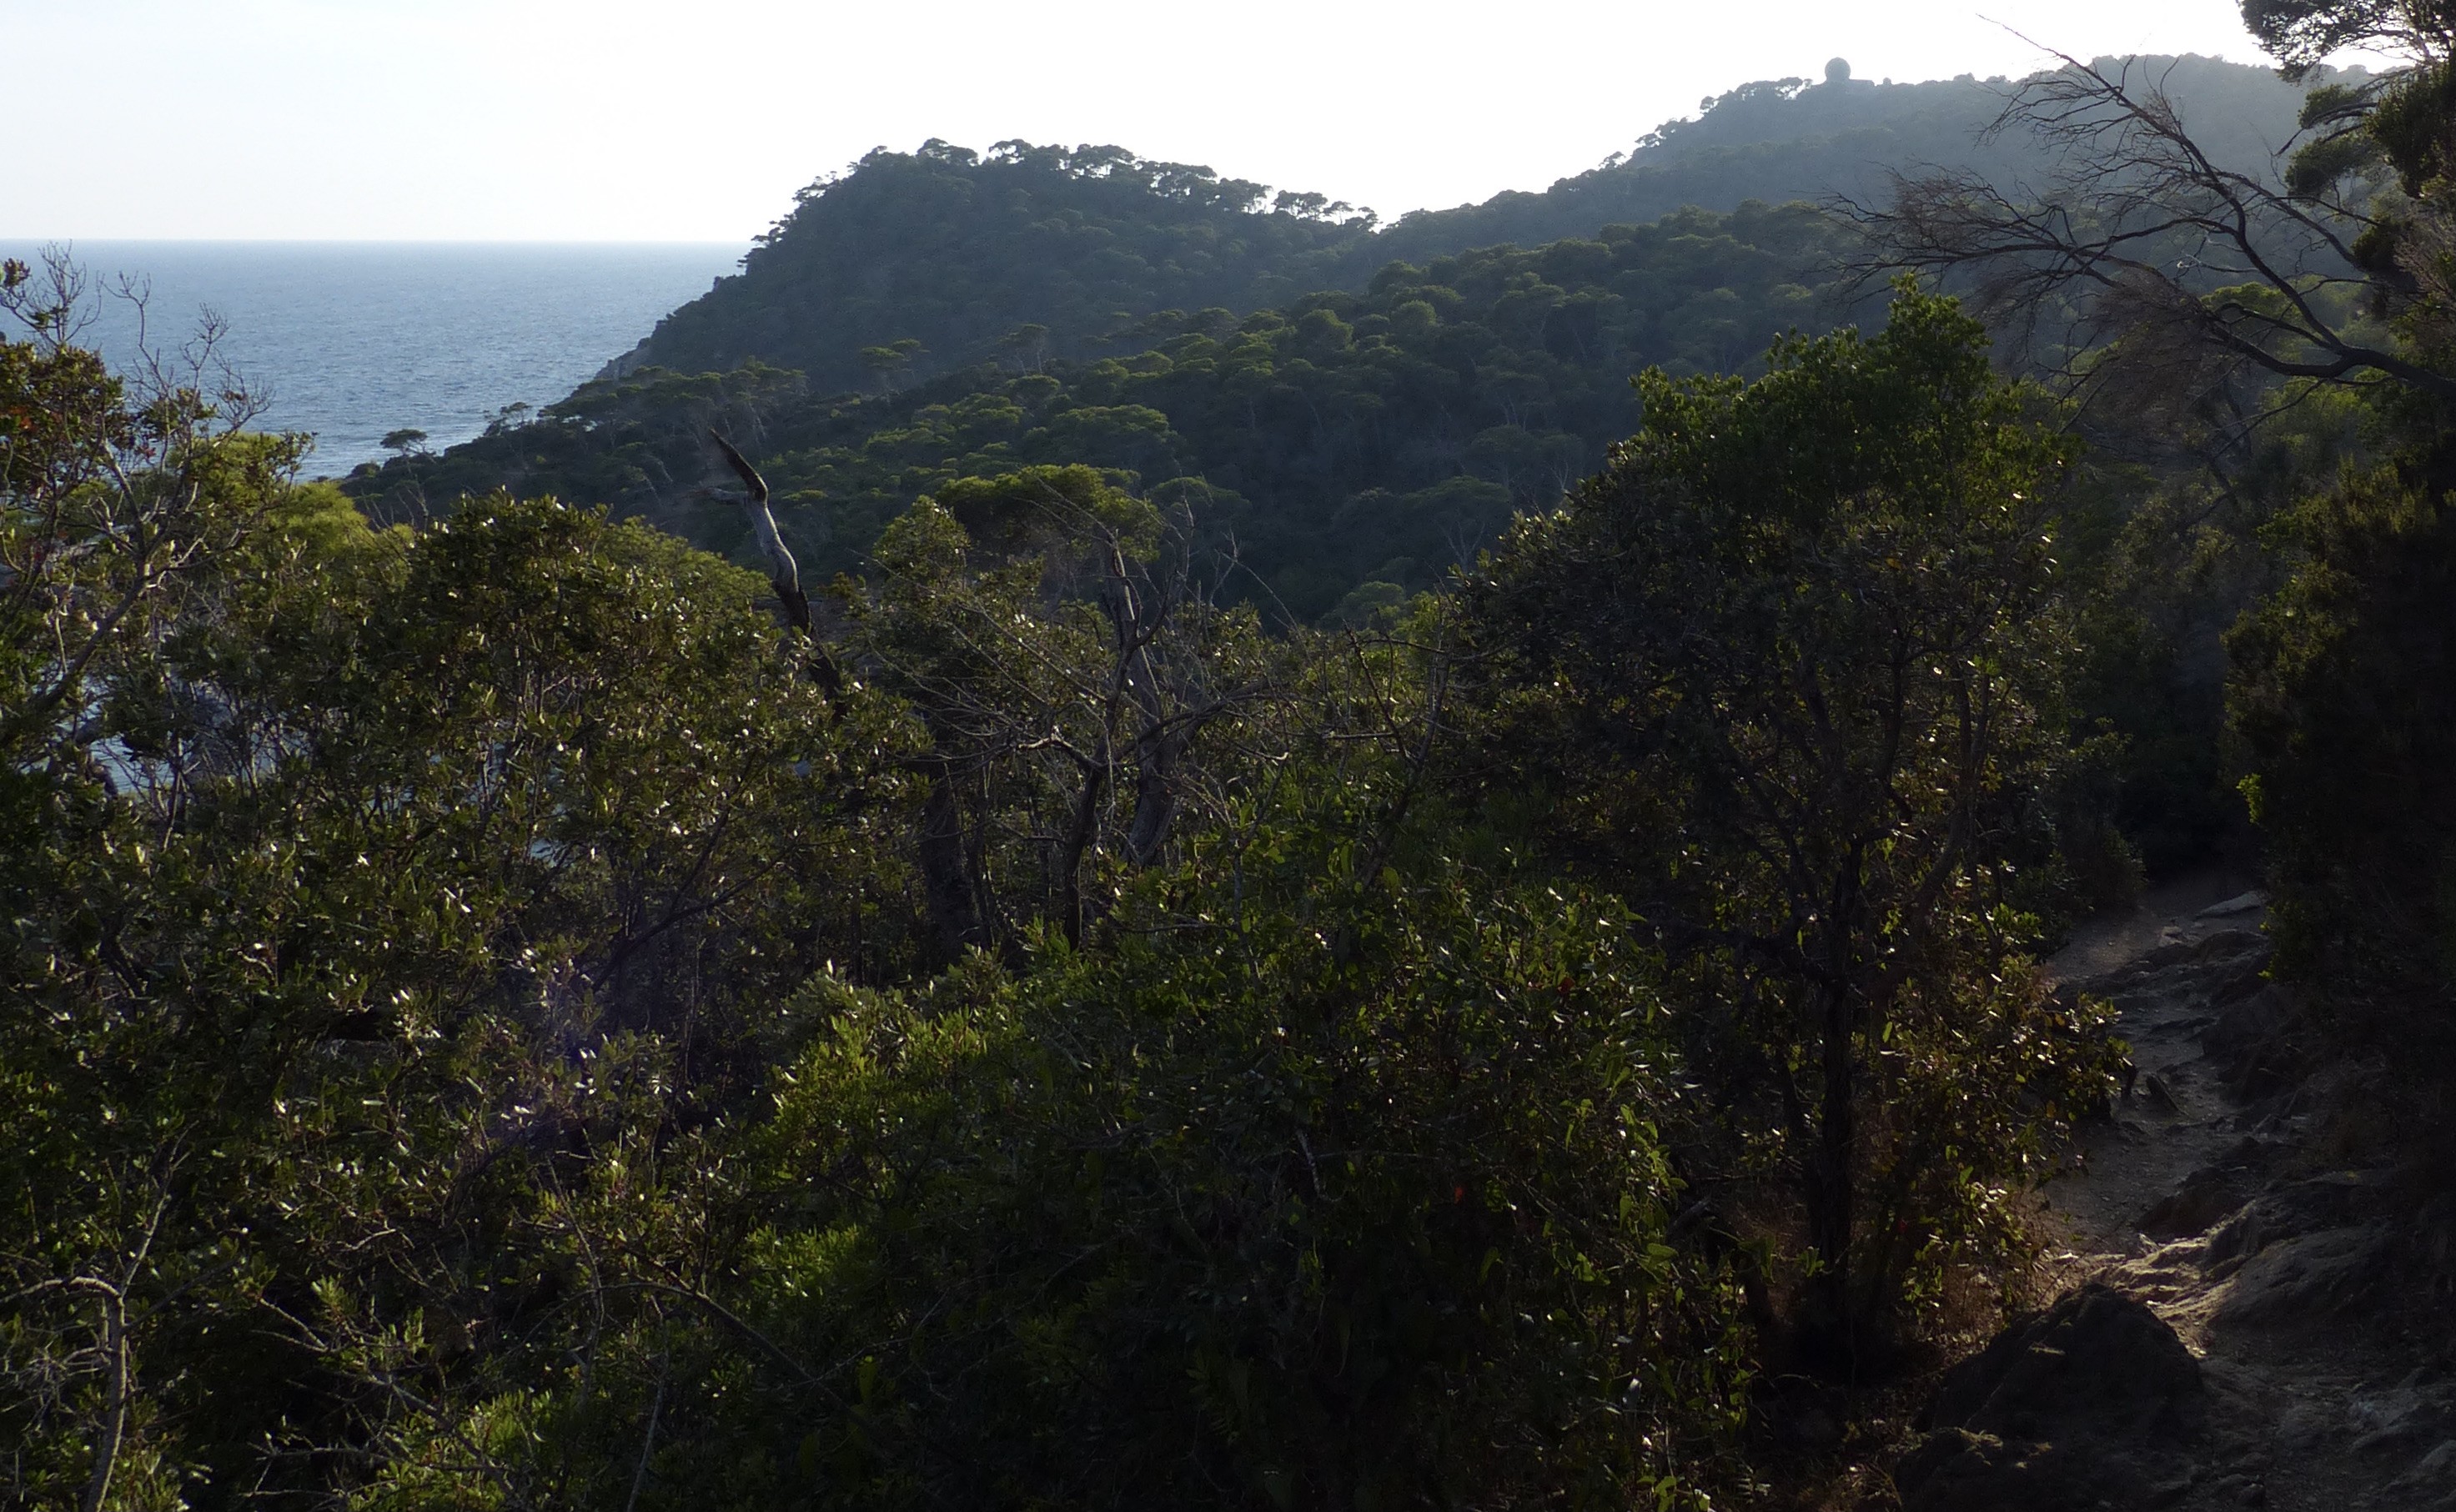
(1842, 47, 2456, 408)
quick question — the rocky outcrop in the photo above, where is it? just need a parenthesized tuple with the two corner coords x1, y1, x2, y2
(2068, 927, 2274, 1016)
(1894, 1285, 2205, 1510)
(591, 335, 655, 384)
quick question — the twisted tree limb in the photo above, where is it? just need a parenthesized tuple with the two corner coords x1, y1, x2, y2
(708, 429, 842, 694)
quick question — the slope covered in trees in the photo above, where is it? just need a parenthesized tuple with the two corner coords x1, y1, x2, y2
(8, 259, 2119, 1509)
(355, 202, 1867, 623)
(1370, 53, 2333, 264)
(615, 140, 1369, 394)
(610, 55, 2323, 398)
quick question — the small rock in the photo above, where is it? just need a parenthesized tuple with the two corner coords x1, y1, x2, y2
(2197, 890, 2271, 918)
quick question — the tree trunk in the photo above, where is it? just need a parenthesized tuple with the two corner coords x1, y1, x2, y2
(1801, 980, 1860, 1364)
(1122, 726, 1181, 867)
(917, 768, 987, 959)
(80, 1285, 128, 1512)
(1055, 759, 1109, 947)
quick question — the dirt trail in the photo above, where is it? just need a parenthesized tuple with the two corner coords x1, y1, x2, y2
(2029, 872, 2455, 1511)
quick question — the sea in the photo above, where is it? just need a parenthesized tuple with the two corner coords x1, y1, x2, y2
(0, 241, 747, 476)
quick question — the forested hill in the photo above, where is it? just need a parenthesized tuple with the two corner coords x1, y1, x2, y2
(353, 202, 1867, 623)
(1366, 53, 2329, 265)
(616, 140, 1371, 393)
(611, 55, 2321, 394)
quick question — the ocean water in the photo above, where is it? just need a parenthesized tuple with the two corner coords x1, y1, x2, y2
(1, 241, 746, 476)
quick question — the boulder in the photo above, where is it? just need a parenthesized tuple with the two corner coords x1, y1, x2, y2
(2203, 1171, 2393, 1272)
(2346, 1373, 2456, 1454)
(1896, 1285, 2204, 1509)
(2198, 982, 2305, 1099)
(2140, 1165, 2249, 1239)
(2213, 1224, 2394, 1324)
(2197, 890, 2271, 919)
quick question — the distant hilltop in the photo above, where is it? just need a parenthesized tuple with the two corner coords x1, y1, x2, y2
(612, 54, 2331, 394)
(354, 52, 2347, 626)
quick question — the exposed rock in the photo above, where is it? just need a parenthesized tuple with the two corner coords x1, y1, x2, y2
(2338, 1369, 2456, 1458)
(2421, 1194, 2456, 1273)
(2203, 1171, 2393, 1272)
(2198, 982, 2305, 1098)
(2139, 1165, 2248, 1239)
(2074, 929, 2273, 1022)
(2213, 1223, 2395, 1324)
(2273, 1399, 2333, 1451)
(2027, 879, 2456, 1509)
(1895, 1285, 2203, 1509)
(2394, 1438, 2456, 1498)
(2192, 927, 2270, 960)
(591, 335, 655, 384)
(2197, 890, 2271, 919)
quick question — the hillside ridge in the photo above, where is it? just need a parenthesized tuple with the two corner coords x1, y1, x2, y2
(609, 53, 2321, 397)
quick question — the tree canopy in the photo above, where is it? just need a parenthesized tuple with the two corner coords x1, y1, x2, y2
(615, 141, 1368, 394)
(353, 202, 1869, 623)
(8, 250, 2122, 1509)
(582, 57, 2313, 414)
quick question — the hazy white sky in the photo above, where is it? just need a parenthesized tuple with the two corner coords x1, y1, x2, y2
(8, 0, 2284, 242)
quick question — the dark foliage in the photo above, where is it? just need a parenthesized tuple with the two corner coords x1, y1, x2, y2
(7, 246, 2126, 1509)
(1458, 289, 2120, 1355)
(351, 203, 1871, 623)
(1371, 55, 2315, 270)
(620, 140, 1368, 394)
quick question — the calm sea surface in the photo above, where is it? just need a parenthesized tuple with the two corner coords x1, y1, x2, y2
(2, 241, 746, 475)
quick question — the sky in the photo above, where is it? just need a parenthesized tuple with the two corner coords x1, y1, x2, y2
(6, 0, 2293, 242)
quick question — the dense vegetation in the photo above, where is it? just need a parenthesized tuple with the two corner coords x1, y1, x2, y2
(23, 6, 2456, 1506)
(356, 202, 1869, 622)
(1369, 53, 2331, 266)
(1846, 1, 2456, 1113)
(594, 54, 2318, 398)
(12, 249, 2125, 1508)
(616, 141, 1369, 395)
(2220, 3, 2456, 1096)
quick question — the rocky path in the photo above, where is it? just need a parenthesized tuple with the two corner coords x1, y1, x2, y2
(1896, 873, 2456, 1509)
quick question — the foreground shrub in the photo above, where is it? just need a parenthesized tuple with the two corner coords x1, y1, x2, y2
(344, 854, 1755, 1510)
